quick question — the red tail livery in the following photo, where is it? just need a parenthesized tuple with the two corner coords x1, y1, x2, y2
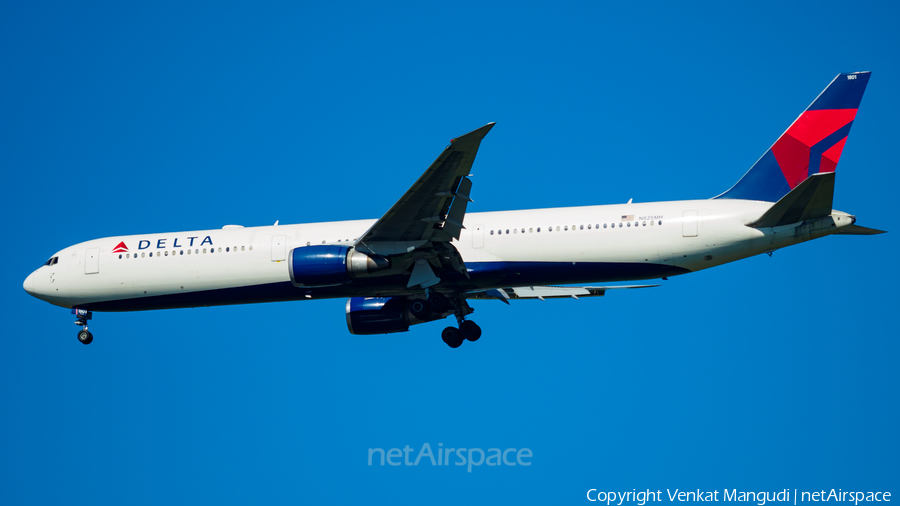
(717, 72, 870, 202)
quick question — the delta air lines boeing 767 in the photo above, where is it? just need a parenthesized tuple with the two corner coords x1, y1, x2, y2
(23, 72, 884, 348)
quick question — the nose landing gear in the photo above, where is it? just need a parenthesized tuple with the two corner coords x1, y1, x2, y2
(73, 308, 93, 345)
(77, 329, 93, 345)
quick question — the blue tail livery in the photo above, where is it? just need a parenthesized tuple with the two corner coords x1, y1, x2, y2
(716, 72, 870, 202)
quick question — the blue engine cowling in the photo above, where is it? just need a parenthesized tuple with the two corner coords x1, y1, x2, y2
(346, 297, 410, 335)
(345, 296, 451, 335)
(289, 245, 350, 287)
(289, 245, 391, 288)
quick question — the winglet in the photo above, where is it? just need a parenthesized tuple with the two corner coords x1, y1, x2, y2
(450, 122, 496, 144)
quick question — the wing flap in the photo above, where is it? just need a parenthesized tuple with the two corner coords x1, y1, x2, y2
(468, 284, 659, 301)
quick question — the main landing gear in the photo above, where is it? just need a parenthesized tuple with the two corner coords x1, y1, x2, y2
(441, 320, 482, 348)
(73, 308, 93, 345)
(429, 292, 481, 349)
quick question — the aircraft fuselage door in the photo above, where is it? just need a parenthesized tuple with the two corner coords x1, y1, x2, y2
(682, 210, 698, 237)
(271, 235, 287, 262)
(473, 224, 484, 249)
(85, 248, 99, 274)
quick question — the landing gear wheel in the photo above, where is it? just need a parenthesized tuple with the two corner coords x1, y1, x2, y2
(441, 326, 463, 348)
(77, 330, 93, 345)
(409, 299, 431, 321)
(428, 292, 449, 314)
(459, 320, 482, 342)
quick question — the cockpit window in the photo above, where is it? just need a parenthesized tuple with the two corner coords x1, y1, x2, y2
(44, 256, 59, 267)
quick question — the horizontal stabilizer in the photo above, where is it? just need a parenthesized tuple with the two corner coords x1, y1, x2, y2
(834, 224, 886, 235)
(747, 172, 834, 228)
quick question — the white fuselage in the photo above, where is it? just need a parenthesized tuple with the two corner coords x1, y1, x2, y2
(23, 199, 855, 311)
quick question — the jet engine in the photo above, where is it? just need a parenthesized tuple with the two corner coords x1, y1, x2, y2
(345, 297, 448, 335)
(288, 245, 390, 287)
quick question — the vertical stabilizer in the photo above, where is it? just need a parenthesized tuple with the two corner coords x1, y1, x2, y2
(716, 72, 870, 202)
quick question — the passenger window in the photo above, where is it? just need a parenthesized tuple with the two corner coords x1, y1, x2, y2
(529, 228, 533, 233)
(537, 227, 541, 232)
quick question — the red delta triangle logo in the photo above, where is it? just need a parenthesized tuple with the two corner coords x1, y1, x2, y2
(112, 241, 129, 253)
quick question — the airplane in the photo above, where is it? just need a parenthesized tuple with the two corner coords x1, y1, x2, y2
(23, 72, 884, 348)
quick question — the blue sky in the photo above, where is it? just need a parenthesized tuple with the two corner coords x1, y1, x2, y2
(2, 1, 898, 504)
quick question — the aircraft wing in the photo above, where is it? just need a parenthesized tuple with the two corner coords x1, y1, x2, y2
(466, 284, 659, 303)
(354, 123, 495, 256)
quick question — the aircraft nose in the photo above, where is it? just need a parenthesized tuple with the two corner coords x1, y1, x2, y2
(23, 271, 35, 295)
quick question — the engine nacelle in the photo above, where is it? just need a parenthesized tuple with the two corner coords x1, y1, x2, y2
(346, 297, 410, 335)
(289, 245, 390, 288)
(345, 297, 449, 335)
